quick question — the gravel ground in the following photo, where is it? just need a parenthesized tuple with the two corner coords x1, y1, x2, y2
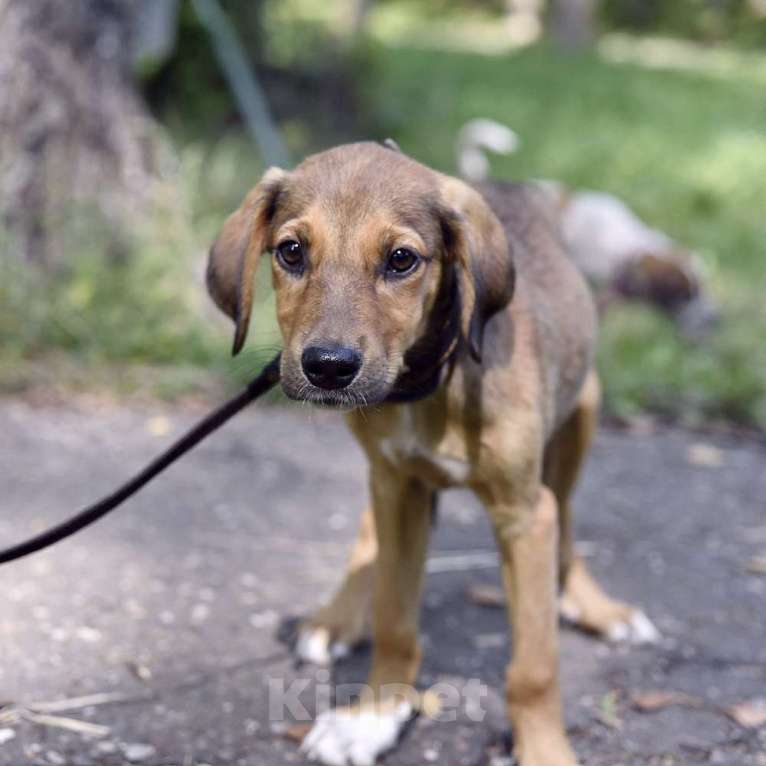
(0, 399, 765, 766)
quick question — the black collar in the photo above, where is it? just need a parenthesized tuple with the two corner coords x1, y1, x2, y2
(384, 267, 462, 404)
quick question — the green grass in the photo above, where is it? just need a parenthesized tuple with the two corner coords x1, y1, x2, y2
(0, 136, 281, 398)
(356, 37, 766, 428)
(3, 23, 765, 428)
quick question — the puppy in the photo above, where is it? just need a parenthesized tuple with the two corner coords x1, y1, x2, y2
(207, 142, 659, 766)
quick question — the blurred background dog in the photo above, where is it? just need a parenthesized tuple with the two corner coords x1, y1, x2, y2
(458, 118, 719, 340)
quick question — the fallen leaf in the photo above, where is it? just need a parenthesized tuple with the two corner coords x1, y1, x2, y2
(596, 690, 622, 730)
(687, 443, 724, 468)
(283, 723, 312, 743)
(146, 416, 171, 437)
(419, 688, 443, 719)
(725, 699, 766, 728)
(632, 690, 703, 712)
(746, 556, 766, 576)
(466, 583, 505, 608)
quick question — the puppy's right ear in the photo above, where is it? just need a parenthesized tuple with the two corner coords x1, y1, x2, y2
(206, 167, 286, 355)
(437, 177, 515, 363)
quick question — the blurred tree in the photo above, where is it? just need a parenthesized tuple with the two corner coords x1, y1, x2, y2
(600, 0, 766, 44)
(0, 0, 161, 266)
(550, 0, 598, 47)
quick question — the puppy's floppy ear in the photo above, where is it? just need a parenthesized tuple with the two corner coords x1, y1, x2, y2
(438, 177, 515, 362)
(206, 167, 286, 355)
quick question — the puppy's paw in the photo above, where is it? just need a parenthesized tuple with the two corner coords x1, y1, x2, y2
(295, 626, 351, 666)
(606, 609, 661, 645)
(300, 702, 413, 766)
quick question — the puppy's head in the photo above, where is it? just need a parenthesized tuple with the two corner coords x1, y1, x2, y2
(207, 142, 515, 407)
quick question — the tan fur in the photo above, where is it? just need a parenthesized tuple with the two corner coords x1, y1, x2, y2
(208, 143, 651, 766)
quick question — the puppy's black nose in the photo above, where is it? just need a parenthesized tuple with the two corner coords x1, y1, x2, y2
(301, 345, 362, 390)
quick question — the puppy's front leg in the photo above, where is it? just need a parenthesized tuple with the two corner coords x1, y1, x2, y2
(489, 485, 579, 766)
(302, 464, 432, 766)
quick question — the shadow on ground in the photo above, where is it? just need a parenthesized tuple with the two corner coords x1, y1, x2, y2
(1, 401, 764, 765)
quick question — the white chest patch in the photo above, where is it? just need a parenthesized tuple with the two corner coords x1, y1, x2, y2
(377, 408, 471, 487)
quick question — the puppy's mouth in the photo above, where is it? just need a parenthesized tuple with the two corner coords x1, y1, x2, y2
(280, 363, 396, 410)
(293, 388, 377, 410)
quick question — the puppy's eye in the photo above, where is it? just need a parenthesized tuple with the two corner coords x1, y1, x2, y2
(276, 240, 304, 272)
(386, 248, 419, 276)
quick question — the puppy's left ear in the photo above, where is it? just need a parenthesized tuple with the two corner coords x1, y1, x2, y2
(438, 177, 516, 362)
(206, 167, 286, 355)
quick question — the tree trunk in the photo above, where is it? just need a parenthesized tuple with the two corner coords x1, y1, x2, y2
(550, 0, 597, 49)
(0, 0, 161, 266)
(340, 0, 374, 38)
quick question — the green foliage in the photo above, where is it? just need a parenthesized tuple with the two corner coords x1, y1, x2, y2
(601, 0, 766, 47)
(0, 140, 281, 396)
(358, 39, 766, 427)
(5, 5, 766, 427)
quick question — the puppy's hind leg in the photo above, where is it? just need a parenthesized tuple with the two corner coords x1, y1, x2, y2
(546, 370, 660, 644)
(296, 506, 376, 666)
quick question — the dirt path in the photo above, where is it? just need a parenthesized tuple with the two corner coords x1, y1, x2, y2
(1, 400, 764, 765)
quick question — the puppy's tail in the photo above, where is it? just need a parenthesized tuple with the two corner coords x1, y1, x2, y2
(456, 118, 520, 181)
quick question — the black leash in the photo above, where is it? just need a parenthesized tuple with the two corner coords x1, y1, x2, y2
(0, 354, 281, 566)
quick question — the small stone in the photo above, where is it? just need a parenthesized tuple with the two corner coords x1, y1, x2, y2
(328, 513, 348, 530)
(239, 573, 258, 588)
(159, 610, 175, 625)
(473, 633, 506, 649)
(147, 415, 171, 436)
(249, 610, 277, 628)
(687, 443, 724, 468)
(122, 742, 157, 762)
(0, 729, 15, 745)
(45, 751, 66, 765)
(76, 626, 102, 643)
(466, 583, 505, 608)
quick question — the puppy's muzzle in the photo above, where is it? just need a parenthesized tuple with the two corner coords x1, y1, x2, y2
(301, 345, 362, 390)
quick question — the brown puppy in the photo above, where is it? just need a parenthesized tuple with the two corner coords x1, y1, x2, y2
(207, 143, 659, 766)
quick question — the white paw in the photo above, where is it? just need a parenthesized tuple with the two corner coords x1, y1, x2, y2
(607, 610, 661, 645)
(300, 703, 413, 766)
(295, 627, 350, 666)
